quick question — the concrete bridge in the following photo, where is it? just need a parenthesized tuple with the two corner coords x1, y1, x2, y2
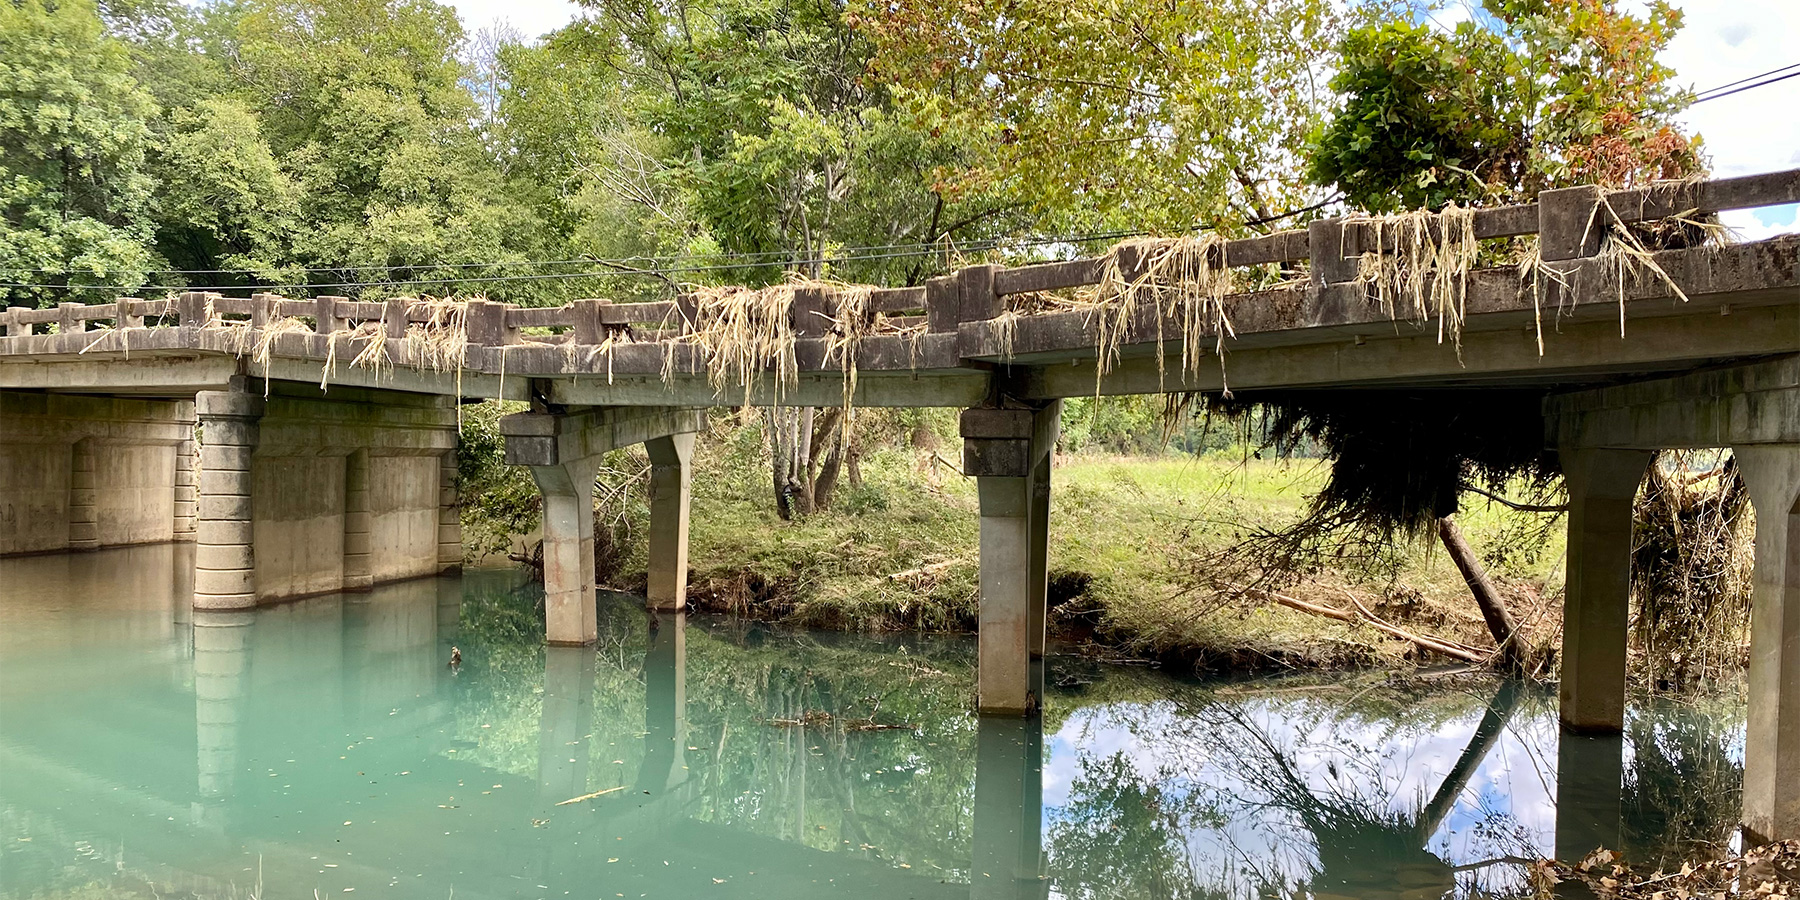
(3, 171, 1798, 839)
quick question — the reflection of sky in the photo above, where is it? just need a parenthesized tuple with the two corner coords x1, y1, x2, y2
(1041, 694, 1582, 898)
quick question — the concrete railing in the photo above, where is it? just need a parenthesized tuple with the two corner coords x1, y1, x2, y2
(3, 166, 1796, 359)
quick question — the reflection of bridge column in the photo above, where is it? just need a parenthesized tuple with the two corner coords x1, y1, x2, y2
(539, 646, 597, 802)
(1554, 732, 1623, 863)
(1559, 448, 1652, 733)
(1736, 446, 1800, 841)
(193, 610, 253, 827)
(437, 575, 462, 644)
(963, 404, 1058, 715)
(637, 612, 687, 793)
(972, 716, 1046, 900)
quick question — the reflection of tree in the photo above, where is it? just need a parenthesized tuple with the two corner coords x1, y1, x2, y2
(1047, 752, 1218, 900)
(1620, 701, 1744, 868)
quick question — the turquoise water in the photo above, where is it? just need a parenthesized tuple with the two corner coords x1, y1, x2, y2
(0, 545, 1745, 899)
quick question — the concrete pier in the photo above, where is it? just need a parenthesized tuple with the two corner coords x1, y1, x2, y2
(501, 406, 704, 644)
(1735, 445, 1800, 842)
(342, 448, 373, 591)
(963, 403, 1060, 715)
(1548, 355, 1800, 840)
(645, 433, 694, 611)
(1557, 447, 1651, 733)
(194, 390, 263, 610)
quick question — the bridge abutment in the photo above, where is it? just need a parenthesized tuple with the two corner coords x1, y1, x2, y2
(192, 383, 459, 609)
(501, 405, 704, 645)
(963, 402, 1060, 716)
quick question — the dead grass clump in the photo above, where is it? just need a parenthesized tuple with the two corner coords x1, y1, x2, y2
(1091, 233, 1236, 394)
(1349, 203, 1477, 350)
(664, 283, 800, 406)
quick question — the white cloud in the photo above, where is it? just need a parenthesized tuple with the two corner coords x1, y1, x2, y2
(1660, 0, 1800, 179)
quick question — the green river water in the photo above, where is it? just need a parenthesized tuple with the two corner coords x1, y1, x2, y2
(0, 545, 1746, 899)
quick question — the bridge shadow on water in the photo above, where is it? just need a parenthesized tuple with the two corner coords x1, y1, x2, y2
(0, 546, 1747, 899)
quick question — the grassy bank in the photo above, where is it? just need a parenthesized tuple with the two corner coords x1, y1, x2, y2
(524, 415, 1568, 674)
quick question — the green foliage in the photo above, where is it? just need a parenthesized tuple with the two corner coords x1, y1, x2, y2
(0, 0, 159, 304)
(1307, 19, 1525, 212)
(858, 0, 1341, 235)
(457, 401, 540, 562)
(1309, 1, 1701, 210)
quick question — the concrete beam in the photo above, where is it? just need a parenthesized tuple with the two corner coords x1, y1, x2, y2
(1016, 301, 1800, 398)
(1548, 354, 1800, 450)
(501, 406, 705, 467)
(546, 369, 992, 409)
(1736, 445, 1800, 841)
(1559, 447, 1652, 733)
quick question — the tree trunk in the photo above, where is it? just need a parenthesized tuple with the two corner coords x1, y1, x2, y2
(767, 407, 793, 521)
(1437, 515, 1525, 673)
(793, 406, 816, 515)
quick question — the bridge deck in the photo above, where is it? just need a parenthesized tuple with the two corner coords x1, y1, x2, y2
(1, 170, 1794, 405)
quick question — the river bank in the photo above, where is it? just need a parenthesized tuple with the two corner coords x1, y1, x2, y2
(537, 429, 1570, 675)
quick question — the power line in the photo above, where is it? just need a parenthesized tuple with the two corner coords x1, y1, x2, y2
(1692, 67, 1792, 103)
(1693, 61, 1800, 98)
(2, 195, 1341, 295)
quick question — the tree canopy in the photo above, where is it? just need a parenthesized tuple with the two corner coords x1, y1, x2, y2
(0, 0, 1705, 306)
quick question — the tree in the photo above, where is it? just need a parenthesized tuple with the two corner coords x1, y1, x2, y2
(1308, 0, 1701, 212)
(856, 0, 1342, 236)
(0, 0, 160, 305)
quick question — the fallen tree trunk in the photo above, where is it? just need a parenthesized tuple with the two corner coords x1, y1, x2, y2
(1437, 516, 1525, 673)
(1242, 586, 1486, 663)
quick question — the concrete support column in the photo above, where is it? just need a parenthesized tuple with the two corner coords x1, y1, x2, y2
(1559, 447, 1652, 733)
(972, 716, 1046, 899)
(1735, 445, 1800, 842)
(645, 433, 694, 610)
(437, 450, 462, 574)
(1027, 401, 1060, 659)
(531, 456, 601, 646)
(67, 438, 99, 550)
(174, 406, 197, 540)
(195, 391, 264, 610)
(342, 449, 373, 592)
(964, 404, 1059, 716)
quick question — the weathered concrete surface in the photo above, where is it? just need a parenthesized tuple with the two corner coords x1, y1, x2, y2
(965, 404, 1059, 715)
(1736, 445, 1800, 842)
(1558, 447, 1653, 733)
(190, 382, 459, 607)
(0, 391, 195, 556)
(645, 433, 693, 611)
(502, 406, 704, 643)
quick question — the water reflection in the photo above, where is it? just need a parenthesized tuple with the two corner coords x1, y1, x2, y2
(0, 546, 1749, 900)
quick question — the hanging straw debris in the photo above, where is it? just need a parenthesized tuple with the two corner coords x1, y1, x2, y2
(1583, 194, 1703, 337)
(662, 283, 800, 407)
(822, 284, 875, 426)
(1091, 233, 1237, 395)
(1349, 203, 1477, 350)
